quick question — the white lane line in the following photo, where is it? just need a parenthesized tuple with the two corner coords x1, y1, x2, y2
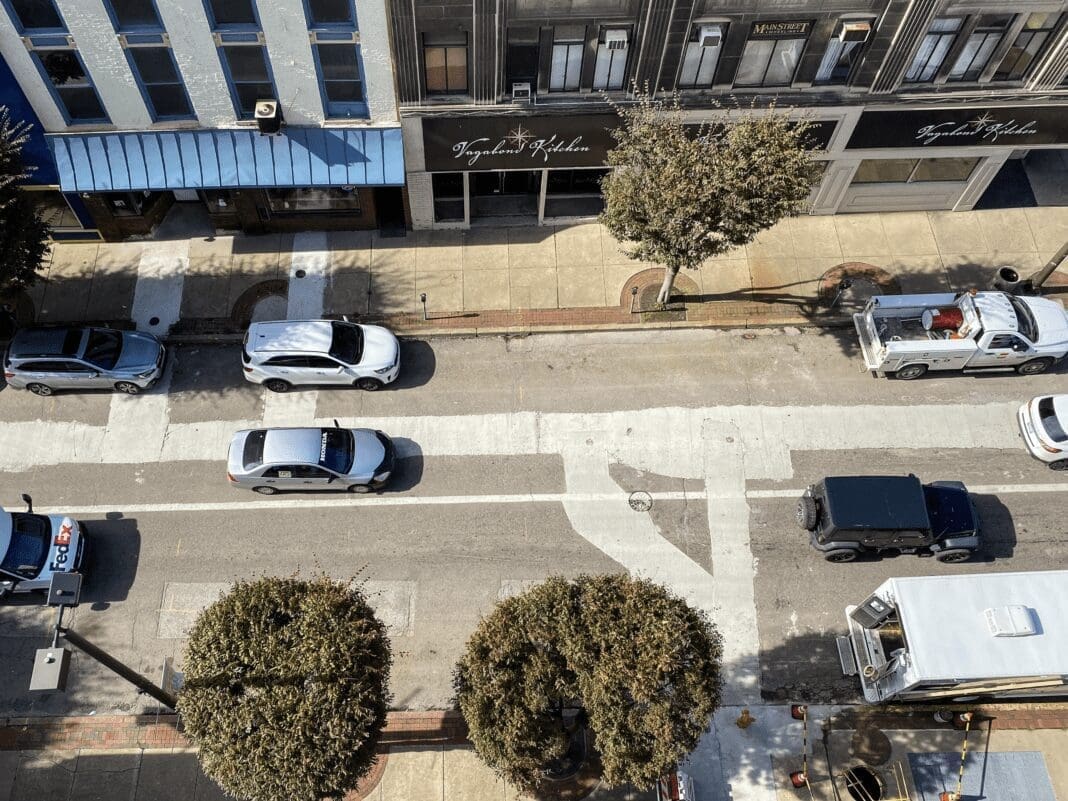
(747, 483, 1068, 498)
(36, 491, 698, 516)
(33, 481, 1068, 516)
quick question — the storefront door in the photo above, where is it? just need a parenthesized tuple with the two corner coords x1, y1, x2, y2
(470, 171, 541, 219)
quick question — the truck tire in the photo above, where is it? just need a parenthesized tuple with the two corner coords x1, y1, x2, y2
(1017, 358, 1054, 376)
(796, 496, 818, 530)
(936, 548, 972, 563)
(894, 364, 928, 380)
(824, 549, 858, 563)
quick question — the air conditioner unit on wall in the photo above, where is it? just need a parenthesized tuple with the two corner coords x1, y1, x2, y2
(839, 22, 871, 43)
(698, 25, 722, 48)
(254, 99, 284, 134)
(604, 29, 629, 50)
(512, 82, 532, 102)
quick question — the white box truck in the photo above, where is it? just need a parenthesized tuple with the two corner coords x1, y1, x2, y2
(853, 290, 1068, 379)
(838, 570, 1068, 703)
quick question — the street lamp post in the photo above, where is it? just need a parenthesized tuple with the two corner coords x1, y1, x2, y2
(29, 573, 177, 709)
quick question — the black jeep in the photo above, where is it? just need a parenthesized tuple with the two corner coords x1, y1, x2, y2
(796, 475, 980, 563)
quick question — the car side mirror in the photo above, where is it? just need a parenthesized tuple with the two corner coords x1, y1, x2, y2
(21, 493, 32, 513)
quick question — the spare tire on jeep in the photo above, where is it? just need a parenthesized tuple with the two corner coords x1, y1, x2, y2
(796, 496, 818, 530)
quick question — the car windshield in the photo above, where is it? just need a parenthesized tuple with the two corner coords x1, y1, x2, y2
(1, 513, 50, 579)
(329, 323, 364, 365)
(923, 486, 975, 537)
(318, 428, 354, 474)
(83, 329, 122, 370)
(1008, 296, 1038, 342)
(1039, 397, 1068, 443)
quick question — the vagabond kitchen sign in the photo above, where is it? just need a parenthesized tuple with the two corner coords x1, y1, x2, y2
(847, 106, 1068, 149)
(422, 114, 618, 171)
(423, 113, 835, 171)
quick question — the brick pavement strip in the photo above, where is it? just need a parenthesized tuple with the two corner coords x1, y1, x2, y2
(0, 711, 469, 751)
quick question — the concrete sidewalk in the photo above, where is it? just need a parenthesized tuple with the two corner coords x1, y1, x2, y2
(3, 705, 1068, 801)
(10, 206, 1068, 340)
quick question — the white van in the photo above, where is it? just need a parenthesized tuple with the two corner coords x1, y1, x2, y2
(0, 495, 85, 600)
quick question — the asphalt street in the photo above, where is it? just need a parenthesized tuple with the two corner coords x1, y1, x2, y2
(0, 327, 1065, 715)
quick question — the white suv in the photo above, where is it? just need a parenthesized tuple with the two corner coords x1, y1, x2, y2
(242, 320, 401, 392)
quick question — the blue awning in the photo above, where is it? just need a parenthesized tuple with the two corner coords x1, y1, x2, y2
(47, 127, 405, 193)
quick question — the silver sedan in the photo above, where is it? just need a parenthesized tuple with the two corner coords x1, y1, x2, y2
(227, 425, 395, 495)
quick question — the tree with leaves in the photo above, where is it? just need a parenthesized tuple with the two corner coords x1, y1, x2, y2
(178, 576, 392, 801)
(0, 106, 50, 291)
(601, 92, 818, 305)
(455, 574, 722, 792)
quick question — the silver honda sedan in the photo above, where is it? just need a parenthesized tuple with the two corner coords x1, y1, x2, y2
(227, 425, 395, 495)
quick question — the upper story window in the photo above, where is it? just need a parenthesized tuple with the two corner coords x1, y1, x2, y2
(904, 17, 962, 82)
(550, 26, 584, 91)
(423, 31, 468, 94)
(104, 0, 161, 30)
(735, 20, 811, 87)
(593, 27, 629, 90)
(679, 23, 724, 88)
(205, 0, 257, 28)
(126, 44, 194, 119)
(5, 0, 64, 31)
(994, 12, 1061, 81)
(30, 45, 109, 123)
(307, 0, 354, 26)
(304, 0, 365, 118)
(815, 19, 872, 84)
(948, 14, 1012, 81)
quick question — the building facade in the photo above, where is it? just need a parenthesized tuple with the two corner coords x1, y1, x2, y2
(386, 0, 1068, 229)
(0, 0, 405, 240)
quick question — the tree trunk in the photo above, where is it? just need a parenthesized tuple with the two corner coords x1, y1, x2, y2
(656, 265, 680, 305)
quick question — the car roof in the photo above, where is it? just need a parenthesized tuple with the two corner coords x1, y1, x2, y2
(261, 428, 331, 465)
(822, 475, 930, 530)
(247, 321, 336, 354)
(9, 327, 83, 359)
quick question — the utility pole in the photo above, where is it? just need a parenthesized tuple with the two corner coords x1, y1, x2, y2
(1028, 240, 1068, 289)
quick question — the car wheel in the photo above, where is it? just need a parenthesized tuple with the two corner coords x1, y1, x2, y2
(252, 486, 278, 496)
(1017, 358, 1054, 376)
(348, 484, 372, 493)
(114, 381, 140, 395)
(824, 549, 858, 563)
(894, 364, 928, 380)
(936, 548, 972, 564)
(355, 377, 384, 391)
(1050, 459, 1068, 472)
(264, 379, 291, 393)
(795, 496, 818, 530)
(27, 383, 53, 396)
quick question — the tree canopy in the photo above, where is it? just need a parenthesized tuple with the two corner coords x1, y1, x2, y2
(178, 576, 392, 801)
(0, 106, 50, 291)
(455, 574, 722, 792)
(600, 92, 818, 304)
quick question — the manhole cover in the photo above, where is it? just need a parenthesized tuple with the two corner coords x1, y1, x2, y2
(843, 766, 884, 801)
(852, 726, 892, 766)
(629, 491, 652, 512)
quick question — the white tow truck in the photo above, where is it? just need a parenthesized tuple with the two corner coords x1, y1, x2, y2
(838, 571, 1068, 704)
(853, 289, 1068, 379)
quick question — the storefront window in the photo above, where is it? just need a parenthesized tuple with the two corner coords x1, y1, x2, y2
(544, 168, 607, 218)
(735, 21, 811, 87)
(904, 17, 962, 82)
(679, 24, 724, 88)
(266, 188, 361, 212)
(28, 190, 80, 228)
(994, 13, 1061, 81)
(102, 191, 160, 216)
(432, 173, 464, 222)
(852, 158, 979, 184)
(948, 14, 1011, 82)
